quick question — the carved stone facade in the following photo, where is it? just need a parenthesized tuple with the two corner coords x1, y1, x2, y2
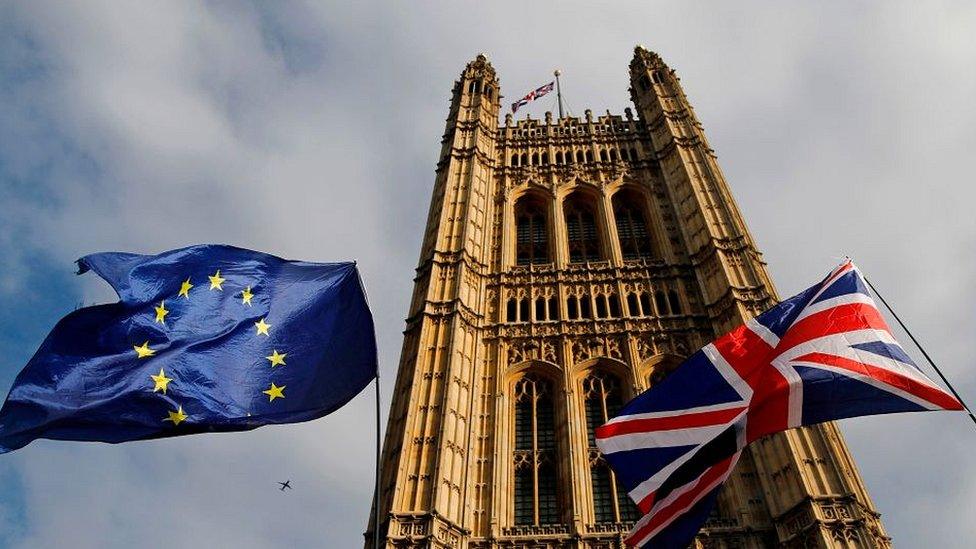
(366, 47, 891, 548)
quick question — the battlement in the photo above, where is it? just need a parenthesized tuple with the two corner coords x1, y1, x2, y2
(500, 109, 644, 143)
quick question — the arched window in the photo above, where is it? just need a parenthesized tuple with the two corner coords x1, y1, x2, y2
(566, 295, 592, 320)
(541, 152, 549, 165)
(630, 147, 638, 161)
(511, 153, 519, 167)
(580, 296, 592, 319)
(564, 194, 602, 263)
(654, 291, 669, 315)
(513, 375, 560, 525)
(599, 149, 608, 162)
(576, 150, 584, 163)
(594, 292, 619, 317)
(515, 195, 550, 265)
(532, 152, 539, 166)
(555, 151, 563, 164)
(626, 293, 639, 317)
(668, 290, 682, 315)
(612, 190, 654, 261)
(583, 373, 640, 523)
(639, 293, 652, 317)
(585, 150, 594, 163)
(609, 149, 618, 162)
(547, 296, 558, 320)
(520, 153, 528, 166)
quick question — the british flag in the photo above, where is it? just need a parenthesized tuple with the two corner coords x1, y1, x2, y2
(511, 81, 555, 113)
(595, 261, 963, 548)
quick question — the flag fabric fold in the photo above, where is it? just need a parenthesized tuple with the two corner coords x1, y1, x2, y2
(511, 81, 555, 113)
(0, 244, 377, 454)
(596, 260, 963, 548)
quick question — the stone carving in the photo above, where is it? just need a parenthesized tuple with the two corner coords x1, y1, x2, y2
(507, 338, 557, 364)
(540, 339, 557, 363)
(571, 337, 603, 364)
(606, 337, 623, 360)
(637, 336, 655, 361)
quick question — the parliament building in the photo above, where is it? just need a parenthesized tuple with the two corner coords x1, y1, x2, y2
(366, 47, 891, 548)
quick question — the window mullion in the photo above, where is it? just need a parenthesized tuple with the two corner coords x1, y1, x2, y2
(599, 383, 623, 522)
(532, 387, 540, 526)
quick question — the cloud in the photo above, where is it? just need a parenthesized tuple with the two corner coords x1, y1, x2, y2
(0, 1, 974, 547)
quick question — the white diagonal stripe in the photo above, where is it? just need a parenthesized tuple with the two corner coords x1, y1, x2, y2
(703, 343, 753, 400)
(597, 423, 734, 455)
(747, 317, 779, 347)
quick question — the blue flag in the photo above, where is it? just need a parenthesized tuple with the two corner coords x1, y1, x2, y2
(0, 244, 377, 454)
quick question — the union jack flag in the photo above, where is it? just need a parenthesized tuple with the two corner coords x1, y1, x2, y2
(595, 261, 963, 548)
(511, 81, 555, 113)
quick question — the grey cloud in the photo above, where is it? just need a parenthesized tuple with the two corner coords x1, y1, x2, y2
(0, 1, 974, 547)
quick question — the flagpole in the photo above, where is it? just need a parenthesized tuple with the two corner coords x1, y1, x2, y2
(355, 267, 384, 549)
(373, 372, 382, 549)
(864, 276, 976, 426)
(554, 69, 564, 119)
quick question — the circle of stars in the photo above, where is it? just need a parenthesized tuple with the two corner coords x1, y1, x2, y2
(132, 268, 288, 429)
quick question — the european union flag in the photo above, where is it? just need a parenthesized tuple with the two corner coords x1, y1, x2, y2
(0, 245, 377, 454)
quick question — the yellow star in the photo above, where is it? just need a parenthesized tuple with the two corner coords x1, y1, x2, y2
(133, 341, 155, 359)
(154, 300, 169, 325)
(241, 286, 254, 306)
(266, 349, 287, 367)
(263, 383, 285, 402)
(163, 405, 188, 426)
(150, 368, 173, 394)
(254, 318, 271, 336)
(178, 278, 193, 299)
(208, 269, 226, 291)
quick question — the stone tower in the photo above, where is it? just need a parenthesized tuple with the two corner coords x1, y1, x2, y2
(366, 47, 890, 548)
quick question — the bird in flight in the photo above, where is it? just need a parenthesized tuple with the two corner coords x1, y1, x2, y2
(278, 480, 292, 491)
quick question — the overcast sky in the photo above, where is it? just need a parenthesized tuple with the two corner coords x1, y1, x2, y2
(1, 1, 974, 547)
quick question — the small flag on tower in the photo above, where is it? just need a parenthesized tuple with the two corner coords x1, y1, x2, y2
(596, 260, 964, 548)
(511, 81, 555, 113)
(0, 244, 378, 454)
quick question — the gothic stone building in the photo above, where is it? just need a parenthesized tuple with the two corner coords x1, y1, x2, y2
(367, 47, 890, 548)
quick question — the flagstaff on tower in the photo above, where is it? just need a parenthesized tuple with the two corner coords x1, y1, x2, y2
(554, 68, 564, 118)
